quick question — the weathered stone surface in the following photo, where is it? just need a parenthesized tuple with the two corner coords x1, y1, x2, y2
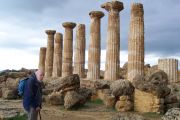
(64, 91, 85, 109)
(62, 22, 76, 77)
(45, 30, 56, 77)
(134, 89, 164, 113)
(87, 11, 104, 80)
(0, 100, 25, 119)
(103, 95, 116, 108)
(47, 91, 64, 105)
(128, 3, 144, 82)
(5, 78, 19, 88)
(45, 74, 80, 94)
(2, 87, 18, 99)
(115, 100, 133, 112)
(133, 70, 170, 97)
(110, 79, 134, 97)
(0, 76, 7, 84)
(162, 108, 180, 120)
(178, 71, 180, 82)
(102, 1, 124, 80)
(38, 47, 46, 73)
(165, 94, 178, 104)
(7, 72, 29, 78)
(158, 59, 179, 83)
(53, 33, 63, 77)
(77, 88, 92, 101)
(73, 24, 86, 78)
(94, 80, 110, 89)
(0, 88, 2, 97)
(165, 103, 180, 111)
(111, 113, 146, 120)
(96, 89, 111, 100)
(168, 84, 180, 106)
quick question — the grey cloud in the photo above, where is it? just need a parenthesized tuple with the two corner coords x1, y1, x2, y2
(0, 0, 179, 57)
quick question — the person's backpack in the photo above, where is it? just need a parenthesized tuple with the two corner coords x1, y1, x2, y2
(18, 77, 29, 96)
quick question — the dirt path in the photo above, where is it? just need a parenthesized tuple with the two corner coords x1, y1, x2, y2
(0, 99, 161, 120)
(0, 99, 115, 120)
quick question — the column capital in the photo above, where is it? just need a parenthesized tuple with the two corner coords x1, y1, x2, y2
(55, 32, 63, 37)
(89, 11, 104, 19)
(45, 30, 56, 35)
(101, 1, 124, 12)
(62, 22, 76, 29)
(131, 3, 144, 17)
(55, 33, 63, 43)
(40, 47, 46, 50)
(77, 24, 85, 29)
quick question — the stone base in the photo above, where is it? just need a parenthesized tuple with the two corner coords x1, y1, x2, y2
(134, 89, 164, 113)
(115, 96, 133, 112)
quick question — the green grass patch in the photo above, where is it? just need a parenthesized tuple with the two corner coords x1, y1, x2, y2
(88, 99, 104, 105)
(5, 114, 27, 120)
(141, 112, 162, 119)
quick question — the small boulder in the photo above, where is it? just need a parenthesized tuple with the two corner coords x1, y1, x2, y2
(162, 108, 180, 120)
(64, 91, 85, 109)
(47, 92, 64, 105)
(110, 79, 134, 97)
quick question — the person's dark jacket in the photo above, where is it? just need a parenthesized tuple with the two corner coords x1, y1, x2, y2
(23, 73, 42, 112)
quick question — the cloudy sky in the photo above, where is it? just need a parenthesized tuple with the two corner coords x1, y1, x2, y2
(0, 0, 180, 70)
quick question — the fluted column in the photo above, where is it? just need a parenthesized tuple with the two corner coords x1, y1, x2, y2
(62, 22, 76, 77)
(73, 24, 86, 78)
(101, 1, 124, 80)
(45, 30, 56, 77)
(53, 33, 63, 77)
(38, 47, 46, 72)
(127, 3, 144, 82)
(87, 11, 104, 80)
(158, 58, 179, 83)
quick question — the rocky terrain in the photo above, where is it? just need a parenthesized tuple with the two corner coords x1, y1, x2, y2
(0, 67, 180, 120)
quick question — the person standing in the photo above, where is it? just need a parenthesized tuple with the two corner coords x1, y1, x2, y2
(23, 70, 44, 120)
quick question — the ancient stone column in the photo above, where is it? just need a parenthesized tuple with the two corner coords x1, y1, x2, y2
(38, 47, 46, 73)
(158, 58, 179, 83)
(73, 24, 86, 78)
(87, 11, 104, 80)
(45, 30, 56, 77)
(62, 22, 76, 77)
(53, 33, 63, 77)
(101, 1, 124, 80)
(127, 3, 144, 82)
(178, 71, 180, 82)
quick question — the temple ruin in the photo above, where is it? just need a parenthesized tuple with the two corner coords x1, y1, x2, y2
(37, 0, 179, 114)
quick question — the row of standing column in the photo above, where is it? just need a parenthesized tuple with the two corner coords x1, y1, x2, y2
(38, 1, 124, 80)
(39, 1, 148, 81)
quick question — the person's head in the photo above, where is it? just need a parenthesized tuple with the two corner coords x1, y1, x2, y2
(35, 69, 44, 82)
